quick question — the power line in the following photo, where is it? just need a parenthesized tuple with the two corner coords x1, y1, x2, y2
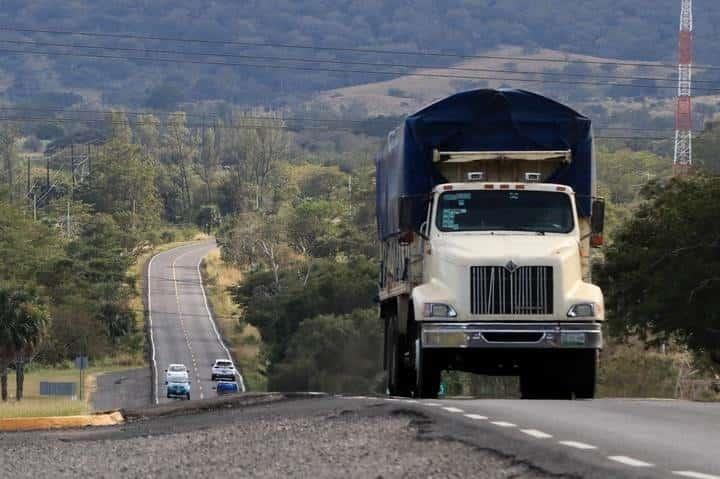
(4, 24, 719, 72)
(0, 106, 388, 126)
(1, 37, 713, 86)
(2, 46, 719, 94)
(0, 115, 669, 142)
(0, 107, 684, 135)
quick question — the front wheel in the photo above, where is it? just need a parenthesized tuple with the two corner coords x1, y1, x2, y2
(569, 350, 598, 399)
(186, 393, 191, 400)
(413, 338, 441, 398)
(386, 315, 412, 397)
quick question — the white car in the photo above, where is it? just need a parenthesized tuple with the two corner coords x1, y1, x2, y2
(165, 364, 189, 384)
(211, 359, 237, 381)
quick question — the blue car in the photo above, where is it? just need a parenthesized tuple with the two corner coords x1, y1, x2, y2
(166, 377, 191, 400)
(216, 381, 239, 395)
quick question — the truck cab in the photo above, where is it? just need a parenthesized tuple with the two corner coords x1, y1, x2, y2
(380, 148, 605, 399)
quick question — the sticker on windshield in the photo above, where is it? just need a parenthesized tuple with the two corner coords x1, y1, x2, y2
(441, 208, 466, 230)
(443, 192, 471, 202)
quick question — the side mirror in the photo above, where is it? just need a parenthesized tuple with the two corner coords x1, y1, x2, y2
(590, 198, 605, 247)
(398, 195, 429, 241)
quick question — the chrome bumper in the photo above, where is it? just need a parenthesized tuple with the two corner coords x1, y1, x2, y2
(421, 322, 603, 349)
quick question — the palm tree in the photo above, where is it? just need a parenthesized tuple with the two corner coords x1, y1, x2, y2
(0, 288, 50, 401)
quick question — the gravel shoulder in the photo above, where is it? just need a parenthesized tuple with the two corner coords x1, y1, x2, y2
(3, 396, 559, 479)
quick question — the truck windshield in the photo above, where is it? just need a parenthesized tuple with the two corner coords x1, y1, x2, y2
(436, 190, 574, 233)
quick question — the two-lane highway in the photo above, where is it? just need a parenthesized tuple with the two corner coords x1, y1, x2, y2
(148, 240, 244, 404)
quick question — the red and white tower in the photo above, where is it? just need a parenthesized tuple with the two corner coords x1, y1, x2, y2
(674, 0, 693, 174)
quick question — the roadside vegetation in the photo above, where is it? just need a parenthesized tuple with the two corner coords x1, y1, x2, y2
(201, 249, 266, 391)
(2, 88, 720, 403)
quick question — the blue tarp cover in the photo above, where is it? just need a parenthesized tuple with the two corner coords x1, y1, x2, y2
(376, 89, 594, 240)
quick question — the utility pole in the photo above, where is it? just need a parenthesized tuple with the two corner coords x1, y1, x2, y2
(674, 0, 693, 175)
(26, 158, 31, 196)
(71, 143, 76, 195)
(66, 200, 71, 236)
(45, 154, 50, 189)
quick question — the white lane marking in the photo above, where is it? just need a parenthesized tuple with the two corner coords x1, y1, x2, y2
(674, 472, 720, 479)
(424, 402, 442, 407)
(401, 399, 418, 403)
(608, 456, 653, 467)
(464, 414, 488, 420)
(559, 441, 597, 450)
(172, 252, 203, 401)
(490, 421, 516, 428)
(196, 251, 246, 393)
(147, 243, 205, 405)
(521, 429, 553, 439)
(147, 252, 160, 405)
(442, 407, 464, 413)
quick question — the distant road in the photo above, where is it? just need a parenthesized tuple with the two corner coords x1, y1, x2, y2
(148, 241, 244, 404)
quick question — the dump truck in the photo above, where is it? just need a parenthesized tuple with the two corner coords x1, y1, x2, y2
(376, 89, 605, 399)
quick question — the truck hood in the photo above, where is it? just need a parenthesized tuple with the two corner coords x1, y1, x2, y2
(433, 234, 579, 265)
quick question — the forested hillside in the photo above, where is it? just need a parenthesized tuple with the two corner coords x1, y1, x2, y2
(2, 0, 720, 108)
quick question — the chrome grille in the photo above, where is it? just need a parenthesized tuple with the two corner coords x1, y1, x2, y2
(470, 266, 553, 315)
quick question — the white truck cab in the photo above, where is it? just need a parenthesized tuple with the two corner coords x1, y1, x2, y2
(380, 150, 605, 399)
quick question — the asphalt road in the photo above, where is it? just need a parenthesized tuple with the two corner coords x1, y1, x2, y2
(5, 394, 719, 478)
(148, 240, 244, 404)
(92, 369, 151, 411)
(372, 396, 720, 479)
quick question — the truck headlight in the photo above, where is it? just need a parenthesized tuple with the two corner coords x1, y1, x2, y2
(423, 303, 457, 318)
(567, 303, 596, 318)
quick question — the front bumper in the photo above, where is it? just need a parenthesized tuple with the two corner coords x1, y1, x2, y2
(167, 389, 189, 397)
(421, 322, 602, 349)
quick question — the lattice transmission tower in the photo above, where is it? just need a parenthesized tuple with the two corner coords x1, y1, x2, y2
(674, 0, 693, 175)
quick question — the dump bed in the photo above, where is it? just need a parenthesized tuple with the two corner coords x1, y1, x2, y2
(376, 89, 594, 240)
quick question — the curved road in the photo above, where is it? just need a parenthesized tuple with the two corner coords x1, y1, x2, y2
(148, 240, 244, 404)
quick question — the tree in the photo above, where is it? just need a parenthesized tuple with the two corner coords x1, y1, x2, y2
(232, 256, 377, 365)
(244, 111, 291, 210)
(163, 113, 197, 220)
(596, 175, 720, 356)
(0, 123, 19, 202)
(270, 308, 382, 392)
(0, 289, 50, 401)
(81, 134, 161, 232)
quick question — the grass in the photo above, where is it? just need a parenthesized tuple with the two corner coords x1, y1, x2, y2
(0, 365, 132, 418)
(201, 248, 267, 391)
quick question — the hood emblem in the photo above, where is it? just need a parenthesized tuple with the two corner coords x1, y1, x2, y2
(505, 261, 519, 273)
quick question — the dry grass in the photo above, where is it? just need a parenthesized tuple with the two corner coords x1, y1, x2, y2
(0, 399, 88, 419)
(0, 366, 129, 418)
(201, 248, 266, 391)
(312, 45, 720, 123)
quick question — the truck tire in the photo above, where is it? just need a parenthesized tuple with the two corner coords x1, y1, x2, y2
(386, 315, 412, 397)
(413, 338, 441, 398)
(569, 350, 598, 399)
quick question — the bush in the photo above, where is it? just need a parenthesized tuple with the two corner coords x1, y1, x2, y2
(269, 308, 383, 393)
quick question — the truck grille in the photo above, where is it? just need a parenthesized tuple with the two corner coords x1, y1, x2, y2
(470, 266, 553, 315)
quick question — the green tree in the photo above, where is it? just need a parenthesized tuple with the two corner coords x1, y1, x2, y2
(232, 256, 377, 365)
(270, 308, 382, 392)
(80, 136, 161, 232)
(694, 123, 720, 174)
(0, 289, 50, 401)
(596, 175, 720, 354)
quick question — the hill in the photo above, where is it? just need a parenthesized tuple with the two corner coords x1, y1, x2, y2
(1, 1, 720, 109)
